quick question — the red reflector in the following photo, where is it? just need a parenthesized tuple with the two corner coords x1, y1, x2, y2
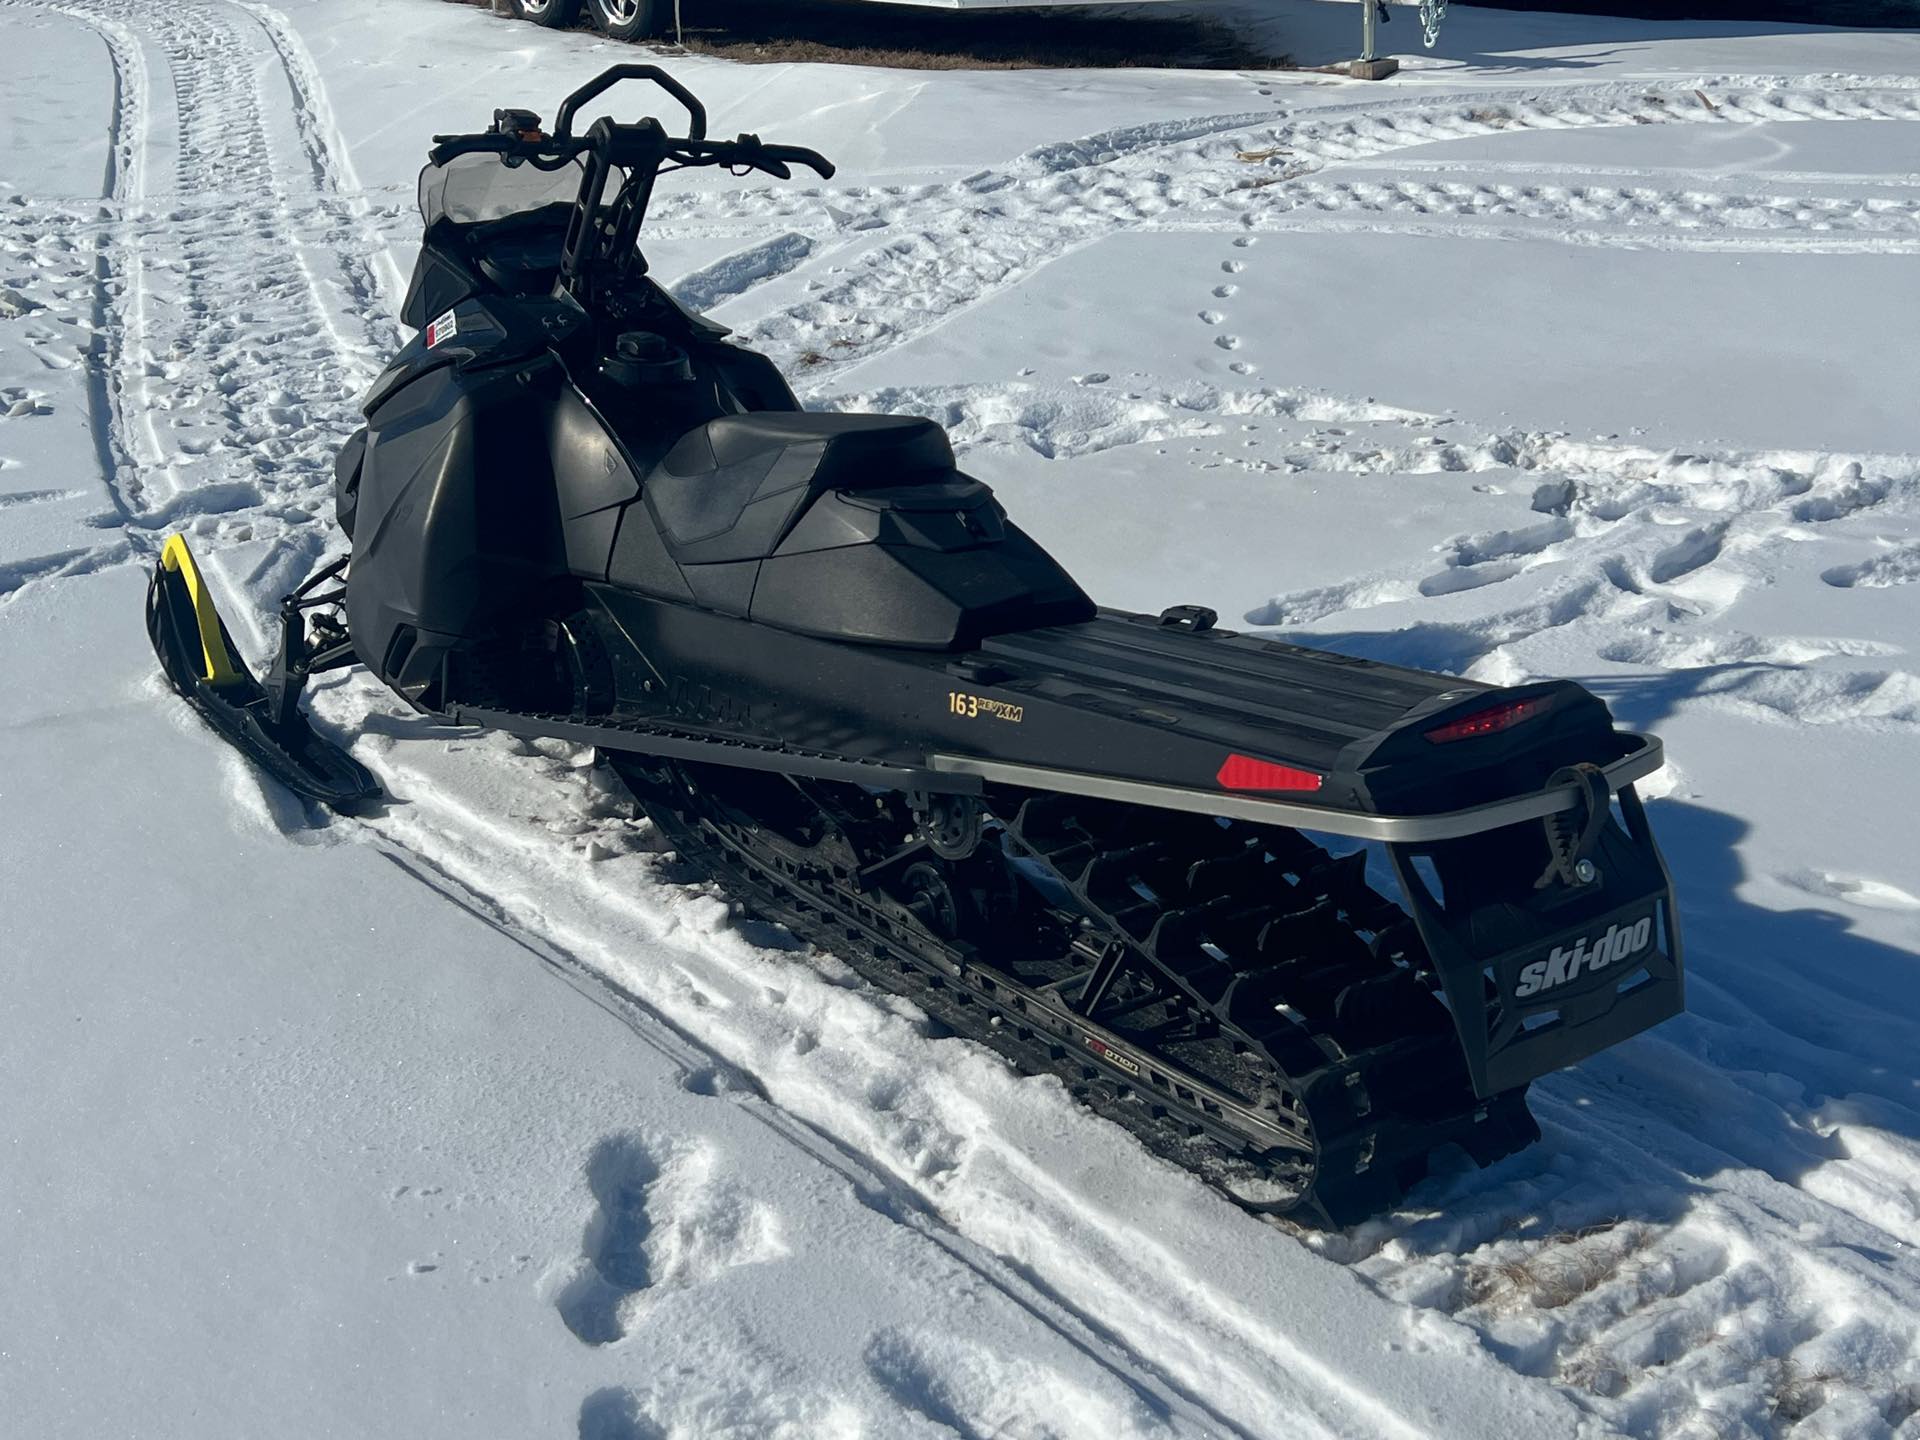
(1425, 695, 1551, 744)
(1216, 754, 1324, 793)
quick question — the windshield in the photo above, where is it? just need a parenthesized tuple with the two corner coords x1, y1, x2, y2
(417, 152, 586, 227)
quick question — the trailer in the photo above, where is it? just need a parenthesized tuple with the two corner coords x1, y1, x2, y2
(505, 0, 1174, 44)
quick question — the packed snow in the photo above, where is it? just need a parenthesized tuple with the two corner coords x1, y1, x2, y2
(1, 0, 1917, 1436)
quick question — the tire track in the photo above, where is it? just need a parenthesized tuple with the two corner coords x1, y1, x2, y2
(333, 715, 1579, 1440)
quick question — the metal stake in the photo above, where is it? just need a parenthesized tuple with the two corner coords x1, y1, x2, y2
(1352, 2, 1400, 80)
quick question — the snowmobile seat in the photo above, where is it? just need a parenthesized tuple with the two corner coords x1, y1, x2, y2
(642, 411, 956, 567)
(610, 408, 1091, 646)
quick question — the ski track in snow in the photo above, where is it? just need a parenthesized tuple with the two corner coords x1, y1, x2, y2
(7, 4, 1919, 1434)
(0, 0, 399, 576)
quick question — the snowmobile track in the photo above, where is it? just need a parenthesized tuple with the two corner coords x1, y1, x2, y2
(614, 756, 1541, 1229)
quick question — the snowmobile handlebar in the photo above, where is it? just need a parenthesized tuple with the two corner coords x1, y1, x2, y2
(430, 68, 834, 301)
(554, 63, 707, 142)
(426, 131, 833, 181)
(427, 128, 833, 184)
(426, 65, 833, 182)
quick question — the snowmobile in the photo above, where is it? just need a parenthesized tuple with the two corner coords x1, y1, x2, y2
(148, 65, 1683, 1225)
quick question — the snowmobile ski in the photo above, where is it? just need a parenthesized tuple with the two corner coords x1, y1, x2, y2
(146, 537, 377, 809)
(146, 65, 1686, 1224)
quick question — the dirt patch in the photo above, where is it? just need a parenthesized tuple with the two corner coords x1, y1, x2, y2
(454, 1, 1290, 71)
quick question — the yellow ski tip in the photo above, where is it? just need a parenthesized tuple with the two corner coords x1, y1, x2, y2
(157, 535, 245, 689)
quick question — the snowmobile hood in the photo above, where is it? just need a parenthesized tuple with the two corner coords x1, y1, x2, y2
(362, 293, 580, 418)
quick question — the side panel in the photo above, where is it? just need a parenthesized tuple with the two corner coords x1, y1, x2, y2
(346, 363, 568, 697)
(551, 387, 640, 580)
(333, 426, 367, 540)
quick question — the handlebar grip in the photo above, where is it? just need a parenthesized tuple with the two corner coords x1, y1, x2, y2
(762, 144, 836, 180)
(554, 64, 707, 142)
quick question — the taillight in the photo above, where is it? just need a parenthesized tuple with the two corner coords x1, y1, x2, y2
(1217, 754, 1324, 792)
(1425, 695, 1551, 744)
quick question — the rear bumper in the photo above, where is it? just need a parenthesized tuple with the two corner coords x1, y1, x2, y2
(929, 732, 1664, 844)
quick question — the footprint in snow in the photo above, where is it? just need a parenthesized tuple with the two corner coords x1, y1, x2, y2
(577, 1388, 663, 1440)
(553, 1134, 785, 1347)
(864, 1328, 1173, 1440)
(1780, 870, 1920, 912)
(1822, 544, 1920, 590)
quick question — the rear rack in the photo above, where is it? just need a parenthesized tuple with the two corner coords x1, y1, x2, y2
(929, 733, 1665, 843)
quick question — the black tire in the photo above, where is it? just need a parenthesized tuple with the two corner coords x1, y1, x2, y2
(587, 0, 668, 41)
(509, 0, 581, 27)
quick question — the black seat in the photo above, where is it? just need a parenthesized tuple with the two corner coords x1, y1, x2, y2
(643, 411, 955, 565)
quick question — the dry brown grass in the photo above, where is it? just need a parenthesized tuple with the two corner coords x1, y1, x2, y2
(1768, 1358, 1847, 1427)
(1464, 1219, 1655, 1312)
(1559, 1347, 1631, 1399)
(450, 0, 1290, 72)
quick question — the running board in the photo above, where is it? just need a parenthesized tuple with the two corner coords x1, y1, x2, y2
(441, 704, 977, 793)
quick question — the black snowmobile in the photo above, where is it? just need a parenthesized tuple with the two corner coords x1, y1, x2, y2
(149, 66, 1683, 1225)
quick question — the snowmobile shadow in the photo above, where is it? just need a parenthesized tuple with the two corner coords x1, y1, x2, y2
(1575, 662, 1769, 737)
(1275, 633, 1918, 1220)
(1633, 798, 1920, 1069)
(1400, 793, 1919, 1234)
(247, 769, 400, 836)
(1274, 620, 1550, 680)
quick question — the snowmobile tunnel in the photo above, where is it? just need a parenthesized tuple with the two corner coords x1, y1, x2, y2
(928, 735, 1664, 844)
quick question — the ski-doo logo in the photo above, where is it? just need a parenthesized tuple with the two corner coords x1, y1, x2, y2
(1514, 915, 1655, 1000)
(425, 308, 458, 349)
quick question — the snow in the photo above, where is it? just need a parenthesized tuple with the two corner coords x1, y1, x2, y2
(2, 1, 1918, 1437)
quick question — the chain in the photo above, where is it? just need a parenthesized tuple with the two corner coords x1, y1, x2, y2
(1418, 0, 1448, 48)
